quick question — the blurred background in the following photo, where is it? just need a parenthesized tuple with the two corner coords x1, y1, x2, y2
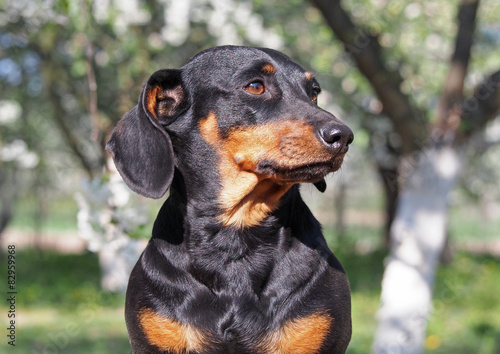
(1, 0, 499, 353)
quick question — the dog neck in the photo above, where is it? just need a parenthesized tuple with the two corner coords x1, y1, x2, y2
(156, 170, 306, 292)
(172, 168, 301, 227)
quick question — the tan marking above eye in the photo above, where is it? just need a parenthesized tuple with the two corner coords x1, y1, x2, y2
(245, 81, 265, 95)
(262, 63, 276, 74)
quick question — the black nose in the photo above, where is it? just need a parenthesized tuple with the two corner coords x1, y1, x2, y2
(318, 123, 354, 153)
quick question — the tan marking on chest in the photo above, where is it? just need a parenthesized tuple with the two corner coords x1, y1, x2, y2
(138, 308, 209, 353)
(259, 312, 333, 353)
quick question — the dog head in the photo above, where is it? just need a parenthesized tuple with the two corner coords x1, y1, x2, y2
(106, 46, 353, 226)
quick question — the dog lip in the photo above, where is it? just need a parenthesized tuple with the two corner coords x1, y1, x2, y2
(256, 156, 345, 182)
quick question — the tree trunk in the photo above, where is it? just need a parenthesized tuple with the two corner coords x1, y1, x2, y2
(0, 166, 18, 239)
(372, 144, 463, 353)
(376, 165, 399, 248)
(334, 178, 347, 237)
(309, 0, 499, 352)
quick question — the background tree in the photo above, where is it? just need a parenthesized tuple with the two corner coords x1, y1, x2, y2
(0, 0, 289, 289)
(310, 0, 500, 351)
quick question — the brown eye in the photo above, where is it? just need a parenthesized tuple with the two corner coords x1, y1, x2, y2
(245, 81, 265, 95)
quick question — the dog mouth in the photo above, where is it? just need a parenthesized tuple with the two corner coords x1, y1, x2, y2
(256, 155, 345, 183)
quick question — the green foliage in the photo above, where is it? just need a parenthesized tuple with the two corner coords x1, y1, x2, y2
(337, 249, 386, 294)
(2, 0, 500, 231)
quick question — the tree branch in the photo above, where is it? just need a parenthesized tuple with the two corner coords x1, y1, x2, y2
(33, 38, 99, 178)
(463, 70, 500, 132)
(0, 166, 17, 237)
(82, 0, 101, 142)
(47, 81, 96, 178)
(310, 0, 427, 154)
(86, 42, 100, 141)
(437, 0, 480, 132)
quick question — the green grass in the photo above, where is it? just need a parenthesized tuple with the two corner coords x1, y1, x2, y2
(449, 206, 500, 241)
(1, 250, 128, 353)
(427, 253, 500, 353)
(340, 250, 500, 353)
(10, 197, 80, 231)
(1, 247, 499, 353)
(9, 195, 165, 236)
(15, 250, 123, 309)
(11, 308, 129, 354)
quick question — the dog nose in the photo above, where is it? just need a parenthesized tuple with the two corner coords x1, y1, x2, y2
(318, 123, 354, 153)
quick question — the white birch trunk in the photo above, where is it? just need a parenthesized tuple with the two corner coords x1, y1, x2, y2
(372, 144, 463, 354)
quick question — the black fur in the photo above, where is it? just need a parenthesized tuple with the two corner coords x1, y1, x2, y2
(106, 46, 353, 353)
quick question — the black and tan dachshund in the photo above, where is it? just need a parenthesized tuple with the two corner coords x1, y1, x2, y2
(106, 46, 353, 354)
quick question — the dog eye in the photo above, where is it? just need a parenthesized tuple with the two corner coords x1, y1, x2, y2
(245, 81, 265, 95)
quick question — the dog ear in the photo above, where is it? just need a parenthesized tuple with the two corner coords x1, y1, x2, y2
(106, 69, 188, 199)
(313, 179, 327, 193)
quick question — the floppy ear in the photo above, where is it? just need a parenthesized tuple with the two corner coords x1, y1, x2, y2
(106, 69, 189, 199)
